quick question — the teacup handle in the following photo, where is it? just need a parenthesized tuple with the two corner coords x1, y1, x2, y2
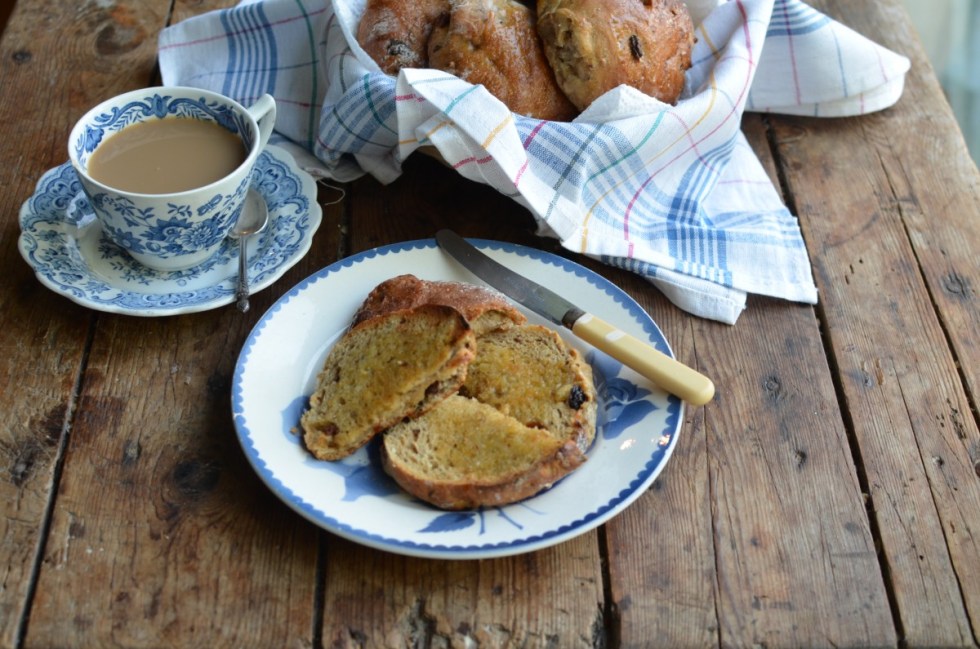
(247, 94, 277, 151)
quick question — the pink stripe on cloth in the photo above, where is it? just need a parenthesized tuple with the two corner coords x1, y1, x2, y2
(513, 121, 547, 187)
(522, 121, 547, 149)
(513, 160, 530, 187)
(779, 1, 803, 107)
(158, 6, 327, 51)
(453, 154, 494, 170)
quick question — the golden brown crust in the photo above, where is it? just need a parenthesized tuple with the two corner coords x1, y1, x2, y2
(356, 0, 451, 73)
(351, 274, 526, 336)
(427, 0, 578, 121)
(536, 0, 694, 110)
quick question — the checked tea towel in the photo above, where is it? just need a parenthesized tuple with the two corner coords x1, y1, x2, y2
(158, 0, 910, 324)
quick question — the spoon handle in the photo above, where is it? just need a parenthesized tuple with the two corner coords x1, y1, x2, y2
(236, 237, 250, 312)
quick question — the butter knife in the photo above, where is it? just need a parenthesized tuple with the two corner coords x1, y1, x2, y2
(435, 230, 715, 405)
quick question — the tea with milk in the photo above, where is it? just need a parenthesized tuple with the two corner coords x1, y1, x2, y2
(88, 118, 246, 194)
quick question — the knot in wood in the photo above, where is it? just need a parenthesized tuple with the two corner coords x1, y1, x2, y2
(762, 375, 784, 401)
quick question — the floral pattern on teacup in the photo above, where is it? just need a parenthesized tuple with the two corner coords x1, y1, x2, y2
(88, 173, 248, 260)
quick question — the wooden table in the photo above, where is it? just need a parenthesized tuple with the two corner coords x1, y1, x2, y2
(1, 1, 978, 647)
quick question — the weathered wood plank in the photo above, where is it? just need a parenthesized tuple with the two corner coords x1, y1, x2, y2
(703, 296, 897, 648)
(606, 117, 896, 648)
(816, 0, 980, 405)
(14, 0, 344, 645)
(773, 1, 980, 644)
(25, 309, 320, 648)
(0, 292, 89, 649)
(323, 535, 604, 647)
(602, 293, 719, 649)
(0, 0, 174, 645)
(24, 182, 343, 647)
(316, 157, 608, 647)
(0, 1, 14, 38)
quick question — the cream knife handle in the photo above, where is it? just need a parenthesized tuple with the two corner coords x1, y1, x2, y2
(571, 313, 715, 406)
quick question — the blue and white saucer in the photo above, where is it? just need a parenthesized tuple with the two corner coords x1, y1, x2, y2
(18, 145, 322, 316)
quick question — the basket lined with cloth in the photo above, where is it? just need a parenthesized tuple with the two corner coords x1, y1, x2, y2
(158, 0, 910, 324)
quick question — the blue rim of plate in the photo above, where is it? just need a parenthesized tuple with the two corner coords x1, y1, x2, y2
(232, 238, 683, 559)
(17, 145, 321, 317)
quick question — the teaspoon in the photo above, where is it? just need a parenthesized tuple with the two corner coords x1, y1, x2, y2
(230, 189, 270, 312)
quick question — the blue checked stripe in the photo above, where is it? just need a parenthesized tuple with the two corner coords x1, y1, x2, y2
(316, 74, 397, 161)
(219, 3, 278, 99)
(315, 74, 398, 162)
(767, 0, 830, 37)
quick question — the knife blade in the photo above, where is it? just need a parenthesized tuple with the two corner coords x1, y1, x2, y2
(435, 230, 715, 405)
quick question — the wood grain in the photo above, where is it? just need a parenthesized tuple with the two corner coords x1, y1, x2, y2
(0, 0, 171, 645)
(604, 117, 897, 648)
(2, 0, 344, 646)
(322, 535, 604, 647)
(26, 313, 316, 647)
(775, 1, 980, 645)
(0, 1, 14, 38)
(602, 283, 720, 649)
(702, 297, 897, 647)
(23, 181, 343, 648)
(806, 0, 980, 401)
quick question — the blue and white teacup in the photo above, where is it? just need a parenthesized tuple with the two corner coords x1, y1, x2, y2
(68, 87, 276, 272)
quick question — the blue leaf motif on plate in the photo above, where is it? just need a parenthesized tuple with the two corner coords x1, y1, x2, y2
(603, 396, 657, 440)
(340, 466, 391, 501)
(588, 350, 658, 440)
(416, 504, 535, 535)
(340, 440, 400, 501)
(278, 396, 399, 501)
(418, 512, 477, 534)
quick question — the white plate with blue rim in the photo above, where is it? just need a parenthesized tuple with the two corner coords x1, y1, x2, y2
(232, 239, 684, 559)
(17, 145, 321, 317)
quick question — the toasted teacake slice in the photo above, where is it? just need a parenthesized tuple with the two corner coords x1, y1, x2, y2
(460, 323, 597, 453)
(351, 274, 526, 336)
(301, 304, 477, 461)
(381, 395, 587, 510)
